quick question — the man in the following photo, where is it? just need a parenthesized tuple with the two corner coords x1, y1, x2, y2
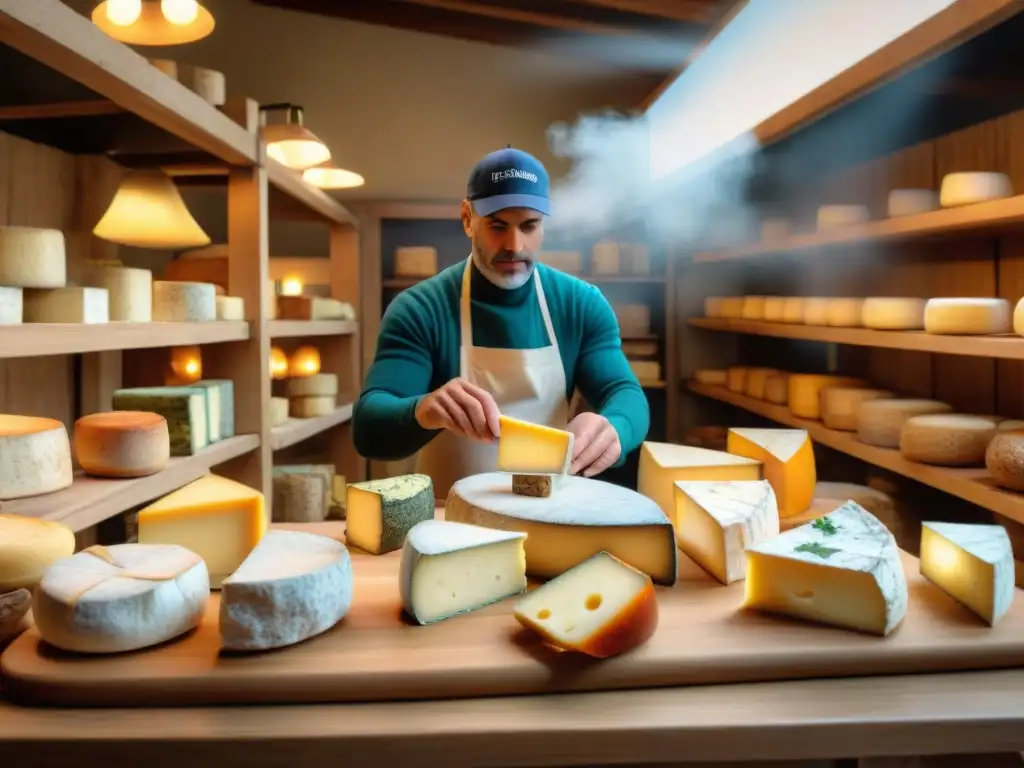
(352, 146, 650, 497)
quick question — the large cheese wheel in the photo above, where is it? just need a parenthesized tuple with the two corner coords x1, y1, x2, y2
(744, 368, 779, 400)
(0, 226, 66, 288)
(84, 264, 152, 322)
(900, 414, 998, 466)
(74, 411, 171, 479)
(857, 398, 953, 448)
(693, 369, 727, 386)
(923, 298, 1011, 335)
(986, 431, 1024, 491)
(781, 298, 805, 323)
(741, 296, 766, 320)
(887, 189, 939, 217)
(787, 375, 862, 420)
(939, 172, 1012, 207)
(0, 415, 74, 500)
(726, 367, 748, 393)
(152, 281, 216, 322)
(861, 297, 926, 330)
(801, 298, 830, 325)
(763, 373, 790, 405)
(820, 387, 893, 431)
(0, 514, 75, 592)
(719, 298, 744, 318)
(762, 297, 786, 322)
(825, 298, 864, 327)
(0, 286, 22, 325)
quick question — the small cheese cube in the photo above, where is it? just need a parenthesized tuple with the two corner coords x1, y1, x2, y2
(496, 415, 574, 474)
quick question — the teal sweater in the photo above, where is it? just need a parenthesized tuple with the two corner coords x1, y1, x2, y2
(353, 258, 650, 467)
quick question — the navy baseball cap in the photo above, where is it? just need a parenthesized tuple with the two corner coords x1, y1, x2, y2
(467, 146, 551, 216)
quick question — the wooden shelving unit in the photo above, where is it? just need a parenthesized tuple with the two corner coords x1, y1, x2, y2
(270, 403, 355, 451)
(0, 321, 250, 359)
(267, 319, 357, 339)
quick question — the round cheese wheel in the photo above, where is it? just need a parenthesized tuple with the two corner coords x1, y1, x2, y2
(0, 286, 22, 325)
(763, 373, 790, 405)
(825, 298, 864, 327)
(0, 415, 74, 500)
(693, 369, 727, 386)
(986, 431, 1024, 491)
(762, 297, 786, 322)
(940, 171, 1013, 208)
(817, 204, 869, 230)
(152, 280, 216, 322)
(74, 411, 171, 479)
(856, 398, 953, 448)
(726, 367, 748, 393)
(861, 297, 926, 330)
(802, 298, 830, 325)
(719, 298, 744, 319)
(289, 396, 337, 418)
(741, 296, 766, 320)
(704, 297, 724, 317)
(819, 387, 893, 431)
(85, 264, 152, 322)
(0, 514, 75, 592)
(788, 375, 863, 420)
(781, 297, 805, 323)
(188, 65, 226, 106)
(899, 414, 998, 466)
(887, 189, 940, 217)
(743, 368, 779, 400)
(1014, 297, 1024, 337)
(924, 297, 1011, 335)
(0, 226, 66, 288)
(287, 373, 339, 398)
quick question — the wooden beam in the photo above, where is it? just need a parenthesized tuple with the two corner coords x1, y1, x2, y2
(571, 0, 718, 23)
(395, 0, 643, 37)
(0, 100, 125, 120)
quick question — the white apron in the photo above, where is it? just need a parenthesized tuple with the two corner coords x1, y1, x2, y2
(416, 258, 569, 500)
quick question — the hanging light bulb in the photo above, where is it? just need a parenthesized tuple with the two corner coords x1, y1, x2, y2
(93, 169, 211, 250)
(270, 347, 289, 380)
(289, 346, 321, 377)
(302, 161, 365, 190)
(280, 277, 303, 297)
(92, 0, 214, 45)
(161, 0, 199, 25)
(107, 0, 142, 25)
(261, 104, 331, 171)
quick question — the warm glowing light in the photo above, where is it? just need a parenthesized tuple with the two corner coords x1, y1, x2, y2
(280, 277, 303, 296)
(302, 162, 365, 190)
(93, 169, 210, 250)
(262, 107, 331, 171)
(107, 0, 142, 25)
(289, 346, 321, 377)
(170, 345, 202, 383)
(161, 0, 198, 25)
(91, 0, 215, 46)
(270, 347, 289, 380)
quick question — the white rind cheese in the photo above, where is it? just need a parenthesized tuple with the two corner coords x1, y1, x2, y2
(856, 398, 953, 448)
(24, 287, 109, 324)
(215, 295, 245, 320)
(899, 414, 998, 466)
(861, 297, 926, 330)
(152, 281, 217, 322)
(288, 373, 339, 398)
(924, 298, 1011, 335)
(0, 415, 74, 501)
(887, 189, 940, 217)
(816, 205, 869, 230)
(940, 172, 1013, 207)
(0, 286, 22, 325)
(83, 264, 152, 322)
(0, 226, 66, 288)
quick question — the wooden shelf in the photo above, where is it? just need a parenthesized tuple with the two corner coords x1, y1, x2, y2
(267, 320, 357, 339)
(271, 403, 354, 451)
(687, 381, 1024, 526)
(382, 277, 423, 290)
(640, 380, 667, 389)
(689, 317, 1024, 360)
(0, 321, 249, 360)
(588, 275, 666, 284)
(1, 435, 260, 533)
(265, 160, 359, 227)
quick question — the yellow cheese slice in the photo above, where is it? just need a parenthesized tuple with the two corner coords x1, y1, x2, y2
(496, 415, 574, 474)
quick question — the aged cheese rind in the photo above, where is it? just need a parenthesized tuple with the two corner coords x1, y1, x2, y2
(0, 226, 66, 288)
(73, 411, 170, 478)
(924, 298, 1011, 335)
(0, 286, 22, 325)
(986, 431, 1024, 491)
(0, 415, 74, 501)
(152, 281, 217, 322)
(346, 473, 434, 555)
(856, 398, 953, 448)
(112, 387, 208, 456)
(24, 286, 109, 324)
(0, 515, 75, 592)
(726, 428, 815, 518)
(788, 375, 862, 420)
(497, 415, 574, 475)
(272, 473, 327, 523)
(512, 474, 562, 498)
(290, 396, 336, 418)
(273, 464, 335, 514)
(83, 264, 152, 322)
(899, 414, 997, 467)
(219, 530, 353, 651)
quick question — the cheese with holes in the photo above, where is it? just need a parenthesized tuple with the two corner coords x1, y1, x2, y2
(820, 387, 893, 431)
(137, 475, 267, 588)
(0, 226, 66, 288)
(764, 373, 790, 404)
(0, 515, 75, 591)
(219, 530, 353, 650)
(33, 543, 209, 653)
(497, 415, 573, 475)
(745, 501, 908, 636)
(857, 398, 953, 447)
(288, 373, 338, 398)
(888, 188, 940, 217)
(74, 411, 170, 478)
(763, 296, 786, 321)
(825, 298, 864, 327)
(924, 298, 1011, 335)
(152, 281, 217, 322)
(727, 428, 815, 518)
(704, 297, 724, 317)
(782, 298, 805, 323)
(816, 205, 869, 230)
(900, 414, 997, 466)
(694, 369, 727, 386)
(788, 375, 862, 420)
(447, 471, 678, 585)
(513, 551, 658, 658)
(802, 298, 829, 325)
(638, 441, 761, 523)
(920, 521, 1014, 625)
(216, 295, 245, 320)
(744, 368, 779, 399)
(400, 519, 527, 624)
(674, 480, 780, 584)
(269, 397, 289, 426)
(726, 367, 748, 393)
(83, 264, 151, 322)
(24, 286, 108, 324)
(940, 171, 1013, 207)
(347, 473, 434, 555)
(113, 387, 208, 456)
(0, 286, 22, 325)
(290, 396, 336, 418)
(986, 431, 1024, 491)
(0, 415, 74, 501)
(741, 296, 766, 320)
(861, 297, 926, 330)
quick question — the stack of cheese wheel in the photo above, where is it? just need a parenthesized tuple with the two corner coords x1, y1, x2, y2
(857, 398, 952, 448)
(288, 373, 338, 418)
(939, 171, 1013, 208)
(0, 226, 83, 325)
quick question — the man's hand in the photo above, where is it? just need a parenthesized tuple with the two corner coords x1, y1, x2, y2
(567, 412, 621, 477)
(415, 378, 502, 442)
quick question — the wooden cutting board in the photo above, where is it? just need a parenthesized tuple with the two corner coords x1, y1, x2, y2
(3, 520, 1024, 708)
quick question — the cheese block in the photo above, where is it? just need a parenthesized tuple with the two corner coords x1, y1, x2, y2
(861, 297, 926, 330)
(703, 297, 724, 317)
(187, 65, 226, 106)
(541, 251, 583, 275)
(269, 397, 289, 427)
(272, 473, 328, 523)
(496, 415, 573, 475)
(278, 296, 349, 321)
(0, 588, 31, 646)
(744, 501, 908, 636)
(0, 226, 66, 288)
(825, 298, 864, 327)
(513, 551, 658, 658)
(447, 471, 677, 585)
(924, 298, 1011, 335)
(727, 428, 815, 518)
(857, 398, 953, 448)
(33, 543, 210, 653)
(726, 367, 747, 393)
(940, 171, 1013, 207)
(741, 296, 766, 320)
(820, 387, 893, 431)
(73, 411, 170, 478)
(762, 296, 786, 322)
(763, 373, 790, 405)
(781, 297, 805, 323)
(788, 375, 862, 420)
(899, 414, 997, 466)
(273, 464, 335, 515)
(0, 515, 75, 591)
(112, 387, 208, 456)
(744, 368, 779, 400)
(0, 286, 22, 325)
(219, 530, 353, 651)
(718, 297, 744, 319)
(919, 521, 1014, 625)
(814, 482, 897, 532)
(512, 474, 563, 498)
(288, 373, 338, 398)
(347, 473, 434, 555)
(137, 475, 267, 588)
(591, 242, 621, 275)
(191, 379, 234, 440)
(693, 369, 727, 386)
(674, 479, 780, 584)
(816, 204, 869, 230)
(289, 396, 336, 418)
(637, 441, 761, 523)
(801, 298, 830, 325)
(394, 246, 438, 278)
(216, 295, 245, 320)
(887, 189, 940, 217)
(152, 281, 217, 322)
(24, 286, 109, 324)
(83, 264, 152, 322)
(400, 519, 527, 624)
(0, 415, 74, 501)
(986, 431, 1024, 491)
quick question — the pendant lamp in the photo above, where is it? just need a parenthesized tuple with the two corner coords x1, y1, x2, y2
(302, 161, 365, 190)
(92, 0, 215, 46)
(261, 104, 331, 171)
(93, 169, 211, 250)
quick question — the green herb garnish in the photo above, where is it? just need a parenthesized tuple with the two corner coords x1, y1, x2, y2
(812, 518, 839, 536)
(795, 542, 840, 559)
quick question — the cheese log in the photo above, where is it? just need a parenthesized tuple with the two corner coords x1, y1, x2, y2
(447, 472, 678, 586)
(513, 551, 658, 658)
(216, 295, 245, 320)
(816, 204, 869, 230)
(273, 464, 335, 515)
(512, 474, 562, 498)
(83, 264, 152, 322)
(152, 281, 216, 322)
(741, 296, 766, 320)
(192, 379, 234, 439)
(887, 189, 940, 217)
(857, 398, 953, 448)
(0, 226, 66, 288)
(744, 501, 908, 636)
(269, 397, 289, 427)
(73, 411, 170, 478)
(781, 297, 805, 323)
(0, 415, 74, 501)
(787, 375, 862, 419)
(289, 396, 336, 418)
(0, 515, 75, 591)
(394, 246, 438, 277)
(986, 431, 1024, 491)
(137, 475, 267, 588)
(726, 367, 747, 392)
(24, 286, 109, 324)
(801, 298, 830, 325)
(940, 171, 1013, 207)
(861, 297, 926, 330)
(112, 387, 208, 456)
(0, 286, 22, 325)
(347, 473, 434, 555)
(496, 415, 574, 474)
(726, 428, 815, 518)
(899, 414, 997, 466)
(693, 369, 727, 386)
(819, 387, 893, 431)
(638, 441, 761, 523)
(288, 373, 338, 398)
(272, 473, 328, 523)
(33, 543, 210, 653)
(400, 519, 527, 624)
(919, 521, 1014, 625)
(219, 530, 353, 651)
(824, 298, 864, 327)
(763, 373, 790, 405)
(674, 480, 780, 584)
(924, 298, 1011, 335)
(0, 588, 32, 646)
(743, 368, 779, 399)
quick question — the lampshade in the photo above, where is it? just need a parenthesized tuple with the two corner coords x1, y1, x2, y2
(289, 346, 321, 377)
(92, 0, 215, 46)
(93, 169, 211, 249)
(261, 105, 331, 171)
(170, 345, 202, 383)
(270, 347, 289, 380)
(302, 161, 365, 190)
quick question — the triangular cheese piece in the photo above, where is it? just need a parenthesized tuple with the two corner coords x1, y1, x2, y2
(727, 428, 816, 519)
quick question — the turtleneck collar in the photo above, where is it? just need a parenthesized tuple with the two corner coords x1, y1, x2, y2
(468, 257, 536, 307)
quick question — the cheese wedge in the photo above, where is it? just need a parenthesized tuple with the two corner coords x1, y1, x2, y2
(674, 480, 780, 584)
(400, 519, 527, 624)
(513, 551, 658, 658)
(346, 473, 434, 555)
(744, 501, 908, 636)
(726, 428, 815, 518)
(496, 415, 574, 474)
(920, 521, 1014, 626)
(0, 515, 75, 592)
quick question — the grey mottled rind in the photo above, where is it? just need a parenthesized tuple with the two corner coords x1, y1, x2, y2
(112, 387, 204, 456)
(349, 474, 434, 554)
